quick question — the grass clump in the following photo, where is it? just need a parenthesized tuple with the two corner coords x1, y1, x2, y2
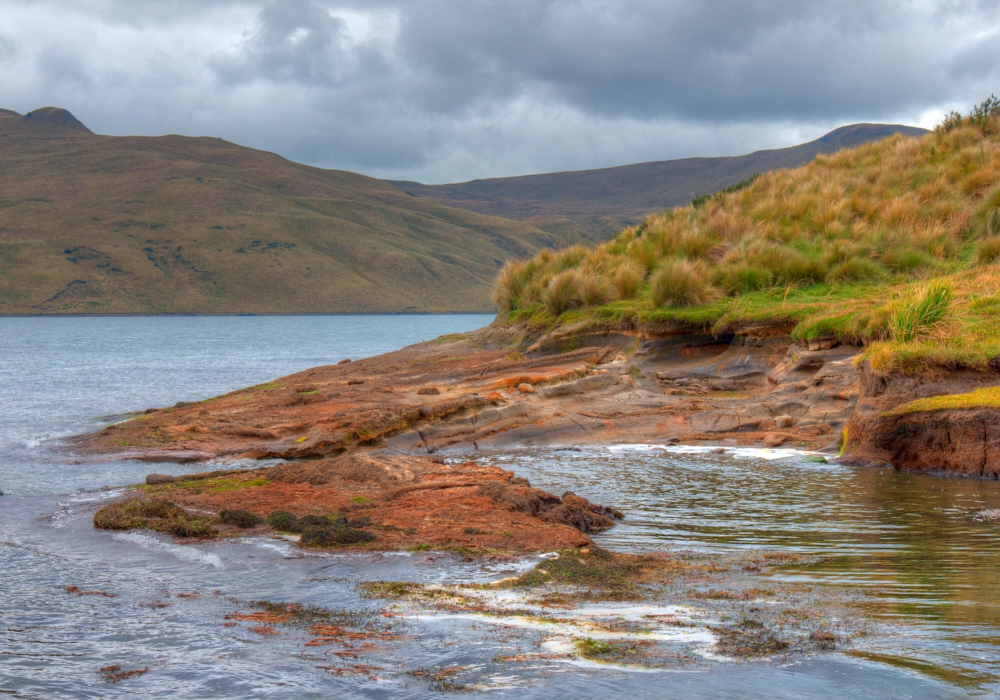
(94, 499, 216, 538)
(888, 280, 951, 343)
(264, 509, 375, 547)
(266, 510, 299, 532)
(299, 523, 376, 548)
(218, 509, 260, 529)
(578, 273, 613, 306)
(974, 235, 1000, 265)
(650, 259, 720, 308)
(612, 261, 645, 299)
(542, 270, 582, 317)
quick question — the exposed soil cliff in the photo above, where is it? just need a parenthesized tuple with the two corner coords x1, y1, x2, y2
(841, 368, 1000, 477)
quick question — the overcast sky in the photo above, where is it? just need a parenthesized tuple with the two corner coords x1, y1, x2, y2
(1, 0, 998, 183)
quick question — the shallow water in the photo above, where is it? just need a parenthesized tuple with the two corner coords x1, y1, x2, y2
(0, 316, 996, 698)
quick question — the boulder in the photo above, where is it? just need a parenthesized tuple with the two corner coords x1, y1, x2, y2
(775, 414, 796, 428)
(518, 383, 535, 394)
(763, 434, 787, 448)
(145, 473, 175, 485)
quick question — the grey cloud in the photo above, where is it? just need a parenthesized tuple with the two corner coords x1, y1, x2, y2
(213, 0, 356, 85)
(35, 45, 93, 87)
(0, 34, 18, 61)
(389, 0, 998, 122)
(207, 0, 1000, 125)
(1, 0, 999, 183)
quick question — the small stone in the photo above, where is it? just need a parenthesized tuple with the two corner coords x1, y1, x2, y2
(337, 358, 352, 364)
(417, 387, 440, 395)
(347, 379, 364, 385)
(763, 434, 787, 448)
(145, 474, 175, 485)
(775, 414, 796, 428)
(518, 383, 535, 393)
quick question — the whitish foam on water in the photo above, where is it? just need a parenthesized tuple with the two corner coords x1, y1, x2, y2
(607, 443, 827, 462)
(112, 532, 224, 568)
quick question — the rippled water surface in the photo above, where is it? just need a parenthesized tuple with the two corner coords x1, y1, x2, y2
(2, 316, 998, 698)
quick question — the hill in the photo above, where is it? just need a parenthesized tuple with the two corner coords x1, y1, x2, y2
(0, 108, 565, 315)
(390, 124, 929, 241)
(493, 101, 1000, 378)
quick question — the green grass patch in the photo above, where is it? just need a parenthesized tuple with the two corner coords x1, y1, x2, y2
(883, 385, 1000, 417)
(246, 382, 282, 392)
(144, 475, 269, 494)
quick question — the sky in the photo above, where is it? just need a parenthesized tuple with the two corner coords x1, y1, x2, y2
(0, 0, 998, 184)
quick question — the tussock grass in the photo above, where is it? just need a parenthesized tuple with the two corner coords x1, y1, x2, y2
(94, 499, 216, 538)
(578, 273, 613, 306)
(494, 98, 1000, 376)
(974, 236, 1000, 265)
(542, 270, 582, 316)
(612, 261, 645, 299)
(888, 281, 952, 343)
(650, 259, 720, 308)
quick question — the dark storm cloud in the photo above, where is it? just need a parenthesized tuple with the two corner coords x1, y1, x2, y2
(0, 0, 998, 181)
(211, 1, 1000, 121)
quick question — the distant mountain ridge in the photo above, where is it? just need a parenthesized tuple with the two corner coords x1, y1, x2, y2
(389, 123, 930, 241)
(0, 107, 562, 315)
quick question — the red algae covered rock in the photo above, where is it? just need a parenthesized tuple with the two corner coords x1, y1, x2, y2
(106, 453, 619, 554)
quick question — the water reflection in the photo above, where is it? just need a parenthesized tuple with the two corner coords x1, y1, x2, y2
(482, 446, 1000, 691)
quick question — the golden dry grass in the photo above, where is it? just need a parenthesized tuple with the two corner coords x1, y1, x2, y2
(496, 104, 1000, 376)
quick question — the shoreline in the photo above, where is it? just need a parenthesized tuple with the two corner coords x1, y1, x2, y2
(0, 311, 497, 318)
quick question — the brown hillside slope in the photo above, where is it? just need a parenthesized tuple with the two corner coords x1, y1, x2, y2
(0, 108, 563, 314)
(390, 124, 928, 241)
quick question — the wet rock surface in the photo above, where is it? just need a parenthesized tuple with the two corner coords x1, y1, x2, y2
(77, 328, 863, 464)
(100, 453, 618, 553)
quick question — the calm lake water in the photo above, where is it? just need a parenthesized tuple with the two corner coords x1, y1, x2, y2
(1, 316, 998, 698)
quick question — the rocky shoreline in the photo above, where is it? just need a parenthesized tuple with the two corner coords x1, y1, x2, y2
(79, 323, 861, 462)
(79, 319, 1000, 556)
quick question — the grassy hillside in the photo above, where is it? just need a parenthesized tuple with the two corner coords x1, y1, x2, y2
(390, 124, 928, 242)
(494, 99, 1000, 377)
(0, 108, 563, 314)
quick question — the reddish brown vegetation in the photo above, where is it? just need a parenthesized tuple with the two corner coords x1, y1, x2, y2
(136, 452, 615, 553)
